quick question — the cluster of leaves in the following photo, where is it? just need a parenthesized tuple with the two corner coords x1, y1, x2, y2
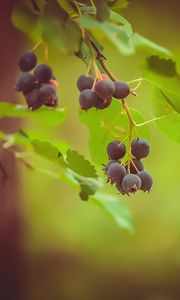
(0, 0, 179, 230)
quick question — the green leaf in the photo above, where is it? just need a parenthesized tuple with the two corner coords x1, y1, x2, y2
(131, 33, 171, 57)
(108, 0, 128, 12)
(91, 192, 133, 231)
(143, 56, 180, 113)
(66, 150, 98, 178)
(32, 140, 63, 161)
(56, 0, 75, 14)
(40, 11, 82, 55)
(65, 169, 100, 200)
(11, 5, 41, 42)
(110, 11, 133, 37)
(79, 15, 134, 55)
(0, 102, 67, 126)
(80, 100, 150, 166)
(147, 56, 177, 76)
(94, 0, 110, 22)
(151, 89, 180, 143)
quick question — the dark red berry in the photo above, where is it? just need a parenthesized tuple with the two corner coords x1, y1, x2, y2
(137, 171, 153, 192)
(79, 89, 99, 110)
(113, 81, 130, 99)
(125, 158, 144, 174)
(15, 72, 36, 93)
(103, 160, 119, 174)
(107, 140, 126, 160)
(116, 182, 127, 195)
(131, 138, 150, 159)
(95, 98, 112, 110)
(39, 84, 56, 104)
(34, 64, 53, 83)
(107, 163, 126, 184)
(94, 79, 115, 99)
(122, 174, 141, 194)
(19, 51, 37, 72)
(77, 75, 94, 91)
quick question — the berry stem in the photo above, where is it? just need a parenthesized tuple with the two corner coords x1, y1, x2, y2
(89, 38, 118, 81)
(127, 123, 133, 173)
(31, 39, 42, 52)
(136, 113, 176, 127)
(44, 42, 48, 63)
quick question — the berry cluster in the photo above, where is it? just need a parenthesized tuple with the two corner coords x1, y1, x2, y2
(104, 138, 153, 195)
(15, 51, 58, 110)
(77, 74, 130, 111)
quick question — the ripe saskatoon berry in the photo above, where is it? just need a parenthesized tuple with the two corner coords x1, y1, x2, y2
(15, 72, 36, 93)
(113, 80, 130, 99)
(122, 174, 141, 194)
(107, 163, 126, 184)
(34, 64, 53, 83)
(116, 182, 127, 195)
(79, 89, 99, 110)
(137, 171, 153, 192)
(24, 88, 43, 110)
(131, 138, 150, 159)
(103, 160, 119, 174)
(107, 140, 126, 160)
(95, 79, 115, 99)
(19, 51, 37, 72)
(77, 75, 94, 91)
(125, 158, 144, 174)
(95, 98, 112, 110)
(39, 84, 56, 104)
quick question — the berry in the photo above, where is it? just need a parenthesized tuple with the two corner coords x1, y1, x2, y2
(39, 84, 56, 104)
(34, 64, 53, 83)
(95, 98, 112, 110)
(116, 182, 127, 195)
(44, 97, 58, 107)
(103, 160, 119, 174)
(77, 75, 94, 91)
(24, 88, 43, 110)
(125, 158, 144, 174)
(131, 138, 150, 159)
(122, 174, 141, 194)
(79, 89, 99, 110)
(18, 51, 37, 72)
(107, 140, 126, 160)
(107, 163, 126, 184)
(94, 79, 115, 99)
(49, 79, 59, 90)
(113, 80, 130, 99)
(137, 171, 153, 192)
(15, 72, 36, 93)
(100, 73, 108, 80)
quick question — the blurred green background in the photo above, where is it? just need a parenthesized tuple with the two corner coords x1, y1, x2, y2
(2, 1, 180, 299)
